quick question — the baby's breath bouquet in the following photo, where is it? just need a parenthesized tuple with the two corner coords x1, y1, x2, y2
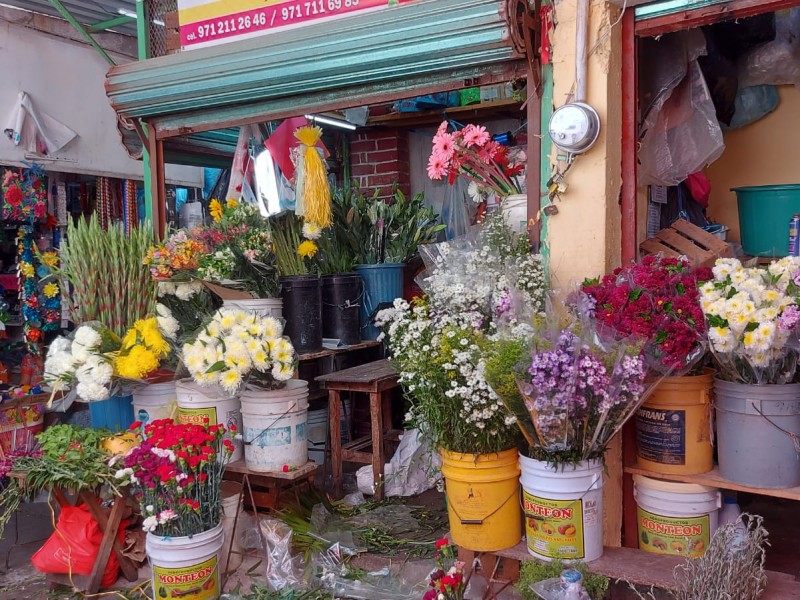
(182, 308, 297, 394)
(377, 214, 547, 454)
(701, 256, 800, 384)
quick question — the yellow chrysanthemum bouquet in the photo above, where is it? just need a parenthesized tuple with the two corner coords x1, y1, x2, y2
(182, 308, 297, 394)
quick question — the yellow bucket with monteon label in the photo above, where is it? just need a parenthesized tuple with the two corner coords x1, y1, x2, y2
(440, 448, 522, 552)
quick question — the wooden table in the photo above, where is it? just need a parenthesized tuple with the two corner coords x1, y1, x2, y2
(316, 359, 400, 500)
(8, 476, 138, 594)
(222, 459, 317, 512)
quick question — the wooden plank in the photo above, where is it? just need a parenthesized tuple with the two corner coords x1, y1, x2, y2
(603, 436, 623, 548)
(329, 389, 343, 496)
(658, 229, 707, 262)
(316, 359, 397, 385)
(624, 464, 800, 501)
(639, 239, 681, 258)
(79, 492, 138, 582)
(341, 449, 373, 464)
(85, 494, 125, 593)
(671, 219, 733, 258)
(224, 459, 317, 480)
(298, 340, 381, 361)
(370, 392, 385, 501)
(343, 435, 373, 452)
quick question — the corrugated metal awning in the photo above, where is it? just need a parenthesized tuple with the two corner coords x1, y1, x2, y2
(2, 0, 139, 35)
(106, 0, 532, 138)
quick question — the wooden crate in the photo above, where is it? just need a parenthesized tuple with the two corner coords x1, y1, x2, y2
(640, 219, 732, 268)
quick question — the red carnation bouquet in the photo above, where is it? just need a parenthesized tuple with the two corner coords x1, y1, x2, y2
(423, 538, 465, 600)
(581, 255, 713, 375)
(114, 419, 235, 538)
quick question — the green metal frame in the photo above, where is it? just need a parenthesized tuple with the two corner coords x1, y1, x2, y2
(634, 0, 722, 20)
(137, 0, 153, 223)
(47, 0, 116, 65)
(87, 15, 136, 33)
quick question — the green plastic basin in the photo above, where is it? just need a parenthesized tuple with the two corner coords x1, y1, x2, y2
(733, 184, 800, 257)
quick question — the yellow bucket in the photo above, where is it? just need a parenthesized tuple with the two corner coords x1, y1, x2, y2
(440, 448, 522, 552)
(635, 368, 714, 475)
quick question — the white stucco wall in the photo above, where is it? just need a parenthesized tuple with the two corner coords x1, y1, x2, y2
(0, 16, 202, 187)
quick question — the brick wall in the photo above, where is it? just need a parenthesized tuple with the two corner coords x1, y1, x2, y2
(349, 128, 411, 200)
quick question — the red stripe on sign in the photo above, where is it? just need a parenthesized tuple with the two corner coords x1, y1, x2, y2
(181, 0, 387, 47)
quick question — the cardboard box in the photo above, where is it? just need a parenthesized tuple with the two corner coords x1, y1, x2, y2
(480, 84, 505, 103)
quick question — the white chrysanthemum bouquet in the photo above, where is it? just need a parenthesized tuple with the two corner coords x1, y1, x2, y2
(182, 308, 296, 394)
(701, 257, 800, 384)
(44, 323, 117, 402)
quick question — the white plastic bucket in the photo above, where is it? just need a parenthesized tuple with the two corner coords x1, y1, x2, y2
(176, 379, 243, 462)
(307, 400, 351, 465)
(240, 380, 309, 473)
(519, 455, 604, 562)
(633, 474, 721, 557)
(222, 298, 283, 319)
(132, 382, 176, 425)
(220, 481, 243, 574)
(501, 193, 528, 234)
(146, 523, 224, 600)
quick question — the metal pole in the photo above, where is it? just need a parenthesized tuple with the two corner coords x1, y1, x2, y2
(47, 0, 116, 66)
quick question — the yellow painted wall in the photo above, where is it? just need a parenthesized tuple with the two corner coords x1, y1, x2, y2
(706, 86, 800, 243)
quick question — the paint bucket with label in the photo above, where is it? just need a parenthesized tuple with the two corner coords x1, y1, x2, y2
(519, 455, 604, 562)
(176, 379, 243, 462)
(634, 475, 720, 557)
(147, 523, 224, 600)
(635, 369, 714, 475)
(222, 298, 283, 320)
(240, 380, 309, 473)
(132, 382, 177, 425)
(440, 448, 522, 552)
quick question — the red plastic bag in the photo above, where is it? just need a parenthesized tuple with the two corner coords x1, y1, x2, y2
(32, 505, 123, 588)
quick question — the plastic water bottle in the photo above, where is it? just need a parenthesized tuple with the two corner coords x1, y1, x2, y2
(719, 497, 746, 552)
(789, 213, 800, 256)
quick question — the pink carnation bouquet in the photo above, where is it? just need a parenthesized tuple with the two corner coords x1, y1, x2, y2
(427, 121, 524, 199)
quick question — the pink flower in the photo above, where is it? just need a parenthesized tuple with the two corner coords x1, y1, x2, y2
(436, 121, 449, 136)
(427, 153, 447, 180)
(432, 132, 456, 161)
(461, 124, 491, 147)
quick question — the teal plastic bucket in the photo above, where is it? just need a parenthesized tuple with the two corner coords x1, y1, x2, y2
(355, 263, 404, 340)
(734, 184, 800, 257)
(89, 394, 134, 431)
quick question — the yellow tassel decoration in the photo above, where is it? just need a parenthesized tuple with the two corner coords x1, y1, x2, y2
(294, 125, 331, 228)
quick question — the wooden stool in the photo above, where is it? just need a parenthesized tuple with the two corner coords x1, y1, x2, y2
(8, 475, 139, 595)
(316, 359, 400, 500)
(222, 459, 317, 512)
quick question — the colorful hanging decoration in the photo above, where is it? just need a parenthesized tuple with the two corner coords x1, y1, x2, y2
(122, 179, 138, 234)
(293, 125, 332, 228)
(17, 226, 61, 346)
(97, 176, 113, 228)
(1, 167, 47, 223)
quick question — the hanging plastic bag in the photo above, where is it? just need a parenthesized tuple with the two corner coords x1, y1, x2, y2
(440, 179, 472, 240)
(639, 61, 725, 187)
(738, 9, 800, 87)
(723, 85, 780, 130)
(31, 505, 123, 589)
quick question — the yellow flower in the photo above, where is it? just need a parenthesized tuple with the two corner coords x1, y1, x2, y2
(115, 346, 160, 379)
(209, 199, 223, 223)
(226, 199, 239, 209)
(20, 262, 34, 277)
(297, 240, 318, 259)
(43, 283, 59, 298)
(41, 252, 59, 269)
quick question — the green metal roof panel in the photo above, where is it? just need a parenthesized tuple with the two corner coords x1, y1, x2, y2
(635, 0, 725, 20)
(106, 0, 527, 135)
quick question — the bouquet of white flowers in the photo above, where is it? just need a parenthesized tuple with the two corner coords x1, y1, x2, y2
(182, 308, 296, 394)
(701, 257, 800, 384)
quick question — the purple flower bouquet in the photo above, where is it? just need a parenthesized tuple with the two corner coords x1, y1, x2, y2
(516, 320, 659, 465)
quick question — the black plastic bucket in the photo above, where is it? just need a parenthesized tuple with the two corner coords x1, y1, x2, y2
(322, 273, 362, 346)
(280, 275, 323, 354)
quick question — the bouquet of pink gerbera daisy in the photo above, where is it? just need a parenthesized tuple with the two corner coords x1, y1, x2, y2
(427, 121, 524, 200)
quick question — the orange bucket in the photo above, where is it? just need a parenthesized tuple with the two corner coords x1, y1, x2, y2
(635, 368, 714, 475)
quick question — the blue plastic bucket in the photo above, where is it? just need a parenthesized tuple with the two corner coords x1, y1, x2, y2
(355, 263, 404, 340)
(89, 394, 134, 431)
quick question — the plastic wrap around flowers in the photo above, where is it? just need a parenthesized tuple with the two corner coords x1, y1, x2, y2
(701, 256, 800, 384)
(182, 308, 296, 394)
(514, 313, 659, 464)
